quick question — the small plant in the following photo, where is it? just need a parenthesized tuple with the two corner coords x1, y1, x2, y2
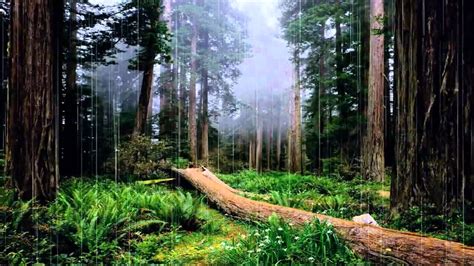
(212, 214, 361, 265)
(269, 191, 304, 208)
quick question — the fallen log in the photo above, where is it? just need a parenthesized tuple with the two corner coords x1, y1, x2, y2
(171, 167, 474, 265)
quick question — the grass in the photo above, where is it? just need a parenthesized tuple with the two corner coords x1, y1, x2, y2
(211, 213, 362, 265)
(220, 170, 390, 221)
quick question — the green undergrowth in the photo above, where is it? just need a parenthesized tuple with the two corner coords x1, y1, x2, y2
(0, 179, 242, 264)
(210, 213, 362, 265)
(220, 170, 390, 221)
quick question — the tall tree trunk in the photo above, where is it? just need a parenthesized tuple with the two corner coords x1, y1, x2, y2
(133, 59, 155, 137)
(256, 120, 263, 173)
(8, 0, 63, 202)
(392, 0, 474, 218)
(317, 26, 326, 173)
(188, 20, 198, 165)
(62, 0, 79, 177)
(200, 31, 209, 165)
(178, 63, 187, 156)
(289, 48, 302, 174)
(0, 8, 8, 153)
(266, 122, 272, 171)
(248, 136, 254, 170)
(276, 101, 282, 170)
(363, 0, 385, 182)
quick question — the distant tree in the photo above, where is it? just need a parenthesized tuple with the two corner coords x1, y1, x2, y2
(8, 0, 64, 201)
(281, 0, 365, 175)
(172, 0, 247, 166)
(118, 0, 172, 137)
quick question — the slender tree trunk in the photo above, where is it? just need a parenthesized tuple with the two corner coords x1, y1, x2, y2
(200, 31, 209, 165)
(8, 0, 63, 202)
(256, 120, 263, 173)
(0, 8, 8, 153)
(188, 20, 198, 165)
(133, 59, 155, 137)
(317, 26, 326, 172)
(62, 0, 79, 177)
(289, 48, 302, 174)
(363, 0, 385, 182)
(392, 0, 474, 218)
(178, 63, 187, 156)
(248, 136, 254, 170)
(266, 122, 271, 171)
(276, 102, 282, 170)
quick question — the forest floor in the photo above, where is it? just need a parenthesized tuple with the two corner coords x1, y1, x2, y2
(0, 170, 472, 264)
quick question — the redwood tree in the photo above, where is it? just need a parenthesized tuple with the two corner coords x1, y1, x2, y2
(363, 0, 385, 182)
(392, 0, 474, 218)
(288, 48, 302, 174)
(188, 17, 198, 165)
(8, 0, 63, 202)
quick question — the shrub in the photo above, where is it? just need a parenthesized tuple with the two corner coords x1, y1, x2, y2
(109, 135, 171, 180)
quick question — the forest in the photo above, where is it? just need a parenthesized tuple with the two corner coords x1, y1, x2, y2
(0, 0, 473, 264)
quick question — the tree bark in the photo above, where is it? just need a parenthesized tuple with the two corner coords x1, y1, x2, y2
(363, 0, 385, 182)
(289, 48, 302, 174)
(392, 0, 474, 217)
(200, 31, 209, 165)
(133, 59, 155, 137)
(276, 101, 282, 170)
(188, 19, 198, 165)
(0, 7, 8, 153)
(172, 167, 474, 264)
(255, 120, 263, 173)
(8, 0, 63, 202)
(249, 135, 255, 170)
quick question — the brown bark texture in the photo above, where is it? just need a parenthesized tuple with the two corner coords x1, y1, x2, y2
(392, 0, 474, 216)
(363, 0, 385, 182)
(200, 30, 209, 165)
(289, 49, 302, 174)
(8, 0, 63, 202)
(188, 21, 198, 165)
(133, 60, 155, 136)
(172, 167, 474, 265)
